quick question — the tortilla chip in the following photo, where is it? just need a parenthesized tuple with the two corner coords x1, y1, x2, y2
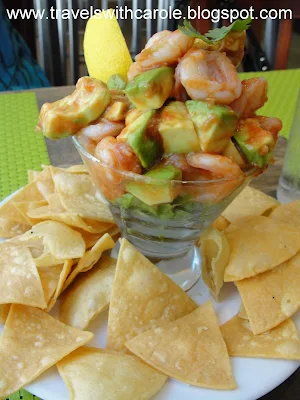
(212, 216, 230, 231)
(224, 216, 300, 281)
(270, 200, 300, 227)
(0, 305, 11, 324)
(38, 264, 64, 305)
(0, 218, 31, 238)
(60, 256, 116, 329)
(46, 260, 73, 312)
(28, 170, 41, 182)
(14, 200, 48, 225)
(200, 228, 230, 300)
(63, 234, 115, 291)
(222, 186, 279, 224)
(238, 303, 248, 320)
(67, 164, 88, 173)
(0, 243, 47, 308)
(0, 304, 93, 398)
(19, 221, 86, 260)
(57, 347, 167, 400)
(27, 203, 113, 234)
(33, 165, 55, 200)
(236, 252, 300, 334)
(51, 168, 114, 222)
(221, 315, 300, 360)
(126, 301, 236, 389)
(107, 239, 197, 352)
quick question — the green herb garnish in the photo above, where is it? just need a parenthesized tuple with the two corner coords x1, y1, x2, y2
(179, 17, 251, 44)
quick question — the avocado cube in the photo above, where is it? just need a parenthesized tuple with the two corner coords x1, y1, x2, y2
(118, 110, 160, 169)
(158, 101, 201, 155)
(222, 140, 246, 167)
(126, 165, 182, 206)
(107, 74, 127, 90)
(186, 100, 237, 153)
(104, 101, 129, 122)
(37, 77, 110, 139)
(234, 119, 276, 168)
(125, 67, 175, 111)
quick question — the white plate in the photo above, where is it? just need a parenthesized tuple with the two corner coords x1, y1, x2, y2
(0, 195, 299, 400)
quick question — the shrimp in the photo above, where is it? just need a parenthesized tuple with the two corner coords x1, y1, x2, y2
(255, 116, 282, 137)
(164, 154, 212, 180)
(127, 30, 194, 80)
(175, 48, 242, 104)
(77, 119, 124, 142)
(94, 137, 142, 200)
(185, 153, 246, 203)
(229, 78, 268, 118)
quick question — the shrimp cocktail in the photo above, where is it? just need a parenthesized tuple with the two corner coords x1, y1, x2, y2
(37, 16, 282, 290)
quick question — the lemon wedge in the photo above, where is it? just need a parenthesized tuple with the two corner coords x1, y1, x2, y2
(84, 9, 133, 83)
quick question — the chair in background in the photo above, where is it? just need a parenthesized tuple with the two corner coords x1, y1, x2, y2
(34, 0, 185, 86)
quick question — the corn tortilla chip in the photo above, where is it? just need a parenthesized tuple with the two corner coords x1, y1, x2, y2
(67, 164, 88, 173)
(46, 260, 73, 312)
(0, 218, 31, 238)
(212, 216, 230, 231)
(0, 305, 11, 324)
(57, 347, 167, 400)
(221, 315, 300, 360)
(238, 303, 248, 320)
(32, 165, 55, 200)
(0, 243, 47, 308)
(222, 186, 279, 224)
(28, 170, 41, 182)
(0, 304, 93, 398)
(107, 239, 197, 351)
(126, 301, 236, 390)
(60, 256, 116, 329)
(63, 234, 115, 291)
(14, 200, 48, 225)
(236, 252, 300, 334)
(270, 200, 300, 227)
(51, 168, 114, 222)
(19, 221, 86, 260)
(39, 265, 64, 304)
(224, 216, 300, 281)
(200, 228, 230, 300)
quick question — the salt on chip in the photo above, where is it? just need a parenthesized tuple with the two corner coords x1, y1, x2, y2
(107, 239, 197, 351)
(46, 260, 73, 312)
(224, 216, 300, 281)
(60, 256, 116, 329)
(0, 218, 31, 238)
(236, 252, 300, 334)
(0, 304, 93, 398)
(19, 221, 86, 260)
(63, 234, 115, 291)
(126, 301, 236, 390)
(221, 315, 300, 360)
(51, 167, 114, 222)
(200, 227, 230, 300)
(0, 243, 47, 309)
(57, 347, 167, 400)
(222, 186, 279, 224)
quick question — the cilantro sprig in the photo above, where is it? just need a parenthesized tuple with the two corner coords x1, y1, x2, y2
(179, 17, 251, 44)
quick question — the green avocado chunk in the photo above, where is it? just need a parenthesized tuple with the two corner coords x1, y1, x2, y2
(126, 165, 182, 206)
(186, 100, 237, 153)
(37, 77, 111, 139)
(222, 140, 246, 167)
(125, 67, 175, 110)
(119, 110, 160, 169)
(107, 74, 127, 90)
(158, 101, 201, 155)
(233, 119, 275, 168)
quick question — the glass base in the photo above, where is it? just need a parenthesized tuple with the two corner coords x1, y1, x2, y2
(277, 175, 300, 203)
(155, 246, 202, 291)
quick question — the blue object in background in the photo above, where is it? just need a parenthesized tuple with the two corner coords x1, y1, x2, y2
(0, 0, 50, 91)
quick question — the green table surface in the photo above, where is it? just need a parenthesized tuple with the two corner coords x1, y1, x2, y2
(0, 69, 299, 400)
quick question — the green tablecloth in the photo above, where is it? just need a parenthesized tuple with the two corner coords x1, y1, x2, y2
(1, 69, 300, 400)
